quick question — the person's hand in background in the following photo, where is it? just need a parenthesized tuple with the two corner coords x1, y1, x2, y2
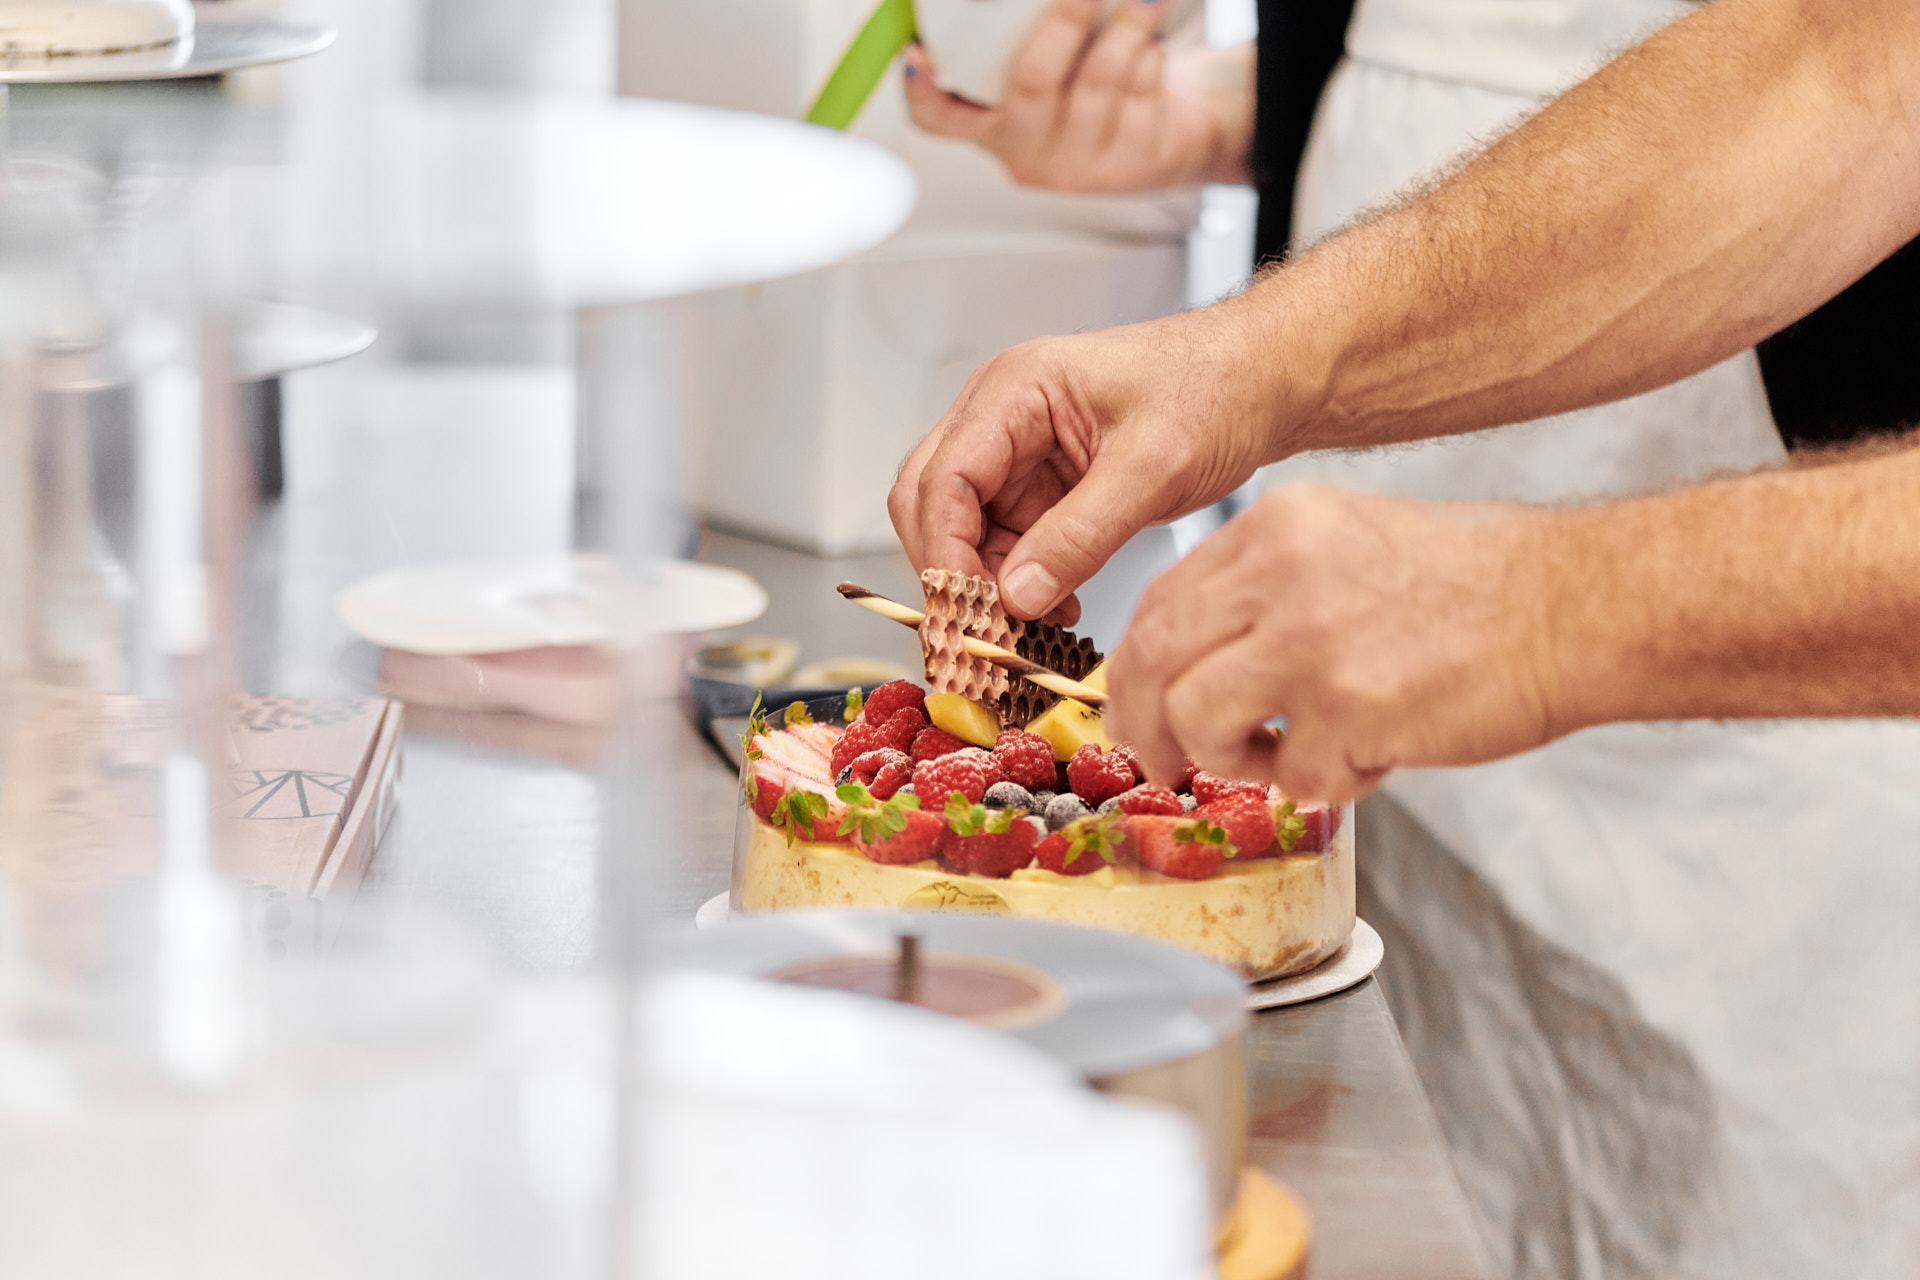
(902, 0, 1253, 193)
(888, 300, 1309, 625)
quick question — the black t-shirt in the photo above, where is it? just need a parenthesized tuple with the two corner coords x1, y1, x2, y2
(1249, 0, 1920, 449)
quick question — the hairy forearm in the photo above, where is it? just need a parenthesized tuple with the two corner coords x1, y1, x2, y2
(1543, 438, 1920, 730)
(1242, 0, 1920, 453)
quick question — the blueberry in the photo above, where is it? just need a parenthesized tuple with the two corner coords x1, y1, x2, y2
(1031, 789, 1057, 808)
(1180, 793, 1198, 813)
(984, 781, 1036, 811)
(895, 784, 915, 799)
(1043, 793, 1093, 831)
(1095, 796, 1122, 815)
(835, 765, 853, 786)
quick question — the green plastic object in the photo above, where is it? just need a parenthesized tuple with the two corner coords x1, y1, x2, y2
(804, 0, 918, 130)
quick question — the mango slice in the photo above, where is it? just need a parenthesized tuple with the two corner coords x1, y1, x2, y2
(924, 692, 1000, 748)
(1026, 697, 1112, 762)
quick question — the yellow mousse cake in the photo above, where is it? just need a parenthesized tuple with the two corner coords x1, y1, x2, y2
(733, 672, 1357, 982)
(731, 807, 1354, 981)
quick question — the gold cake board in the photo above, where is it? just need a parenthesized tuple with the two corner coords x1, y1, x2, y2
(1217, 1167, 1311, 1280)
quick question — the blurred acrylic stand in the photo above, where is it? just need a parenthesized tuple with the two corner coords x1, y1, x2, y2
(0, 23, 553, 1278)
(0, 2, 372, 499)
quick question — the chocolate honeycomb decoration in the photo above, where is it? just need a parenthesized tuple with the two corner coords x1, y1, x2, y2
(918, 569, 1021, 708)
(918, 569, 1104, 727)
(1005, 620, 1104, 726)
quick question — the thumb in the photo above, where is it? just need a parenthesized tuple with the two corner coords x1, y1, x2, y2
(902, 46, 993, 140)
(998, 455, 1164, 617)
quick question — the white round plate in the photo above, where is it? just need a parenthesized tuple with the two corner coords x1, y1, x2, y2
(694, 891, 731, 929)
(0, 9, 332, 82)
(697, 894, 1383, 1010)
(1245, 919, 1384, 1010)
(337, 554, 768, 655)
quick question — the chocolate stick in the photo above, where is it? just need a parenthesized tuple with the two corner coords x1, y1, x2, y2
(836, 582, 1108, 708)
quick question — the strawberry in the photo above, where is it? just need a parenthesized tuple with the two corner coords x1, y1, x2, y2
(1197, 795, 1276, 857)
(861, 679, 927, 726)
(1114, 784, 1184, 817)
(745, 760, 789, 821)
(1275, 801, 1341, 854)
(786, 720, 847, 766)
(767, 786, 835, 846)
(847, 748, 913, 799)
(755, 729, 835, 784)
(913, 747, 998, 805)
(1033, 811, 1128, 876)
(1130, 814, 1233, 880)
(940, 794, 1042, 878)
(991, 729, 1058, 791)
(837, 783, 942, 865)
(1067, 744, 1138, 806)
(910, 725, 972, 765)
(1191, 771, 1266, 806)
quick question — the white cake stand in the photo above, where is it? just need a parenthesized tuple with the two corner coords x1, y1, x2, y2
(0, 4, 331, 83)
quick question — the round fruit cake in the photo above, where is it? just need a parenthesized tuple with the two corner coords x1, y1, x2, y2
(729, 680, 1354, 981)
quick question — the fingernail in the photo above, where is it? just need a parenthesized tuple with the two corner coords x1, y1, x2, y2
(1003, 562, 1060, 616)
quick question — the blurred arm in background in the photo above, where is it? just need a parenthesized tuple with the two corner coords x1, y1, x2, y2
(902, 0, 1253, 192)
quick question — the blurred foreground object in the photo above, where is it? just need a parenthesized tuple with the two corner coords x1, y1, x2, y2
(639, 967, 1219, 1279)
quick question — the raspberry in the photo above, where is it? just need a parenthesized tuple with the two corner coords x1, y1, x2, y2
(910, 726, 971, 765)
(1191, 771, 1266, 806)
(1196, 795, 1276, 857)
(838, 708, 925, 775)
(1066, 744, 1138, 806)
(861, 679, 927, 726)
(848, 748, 912, 800)
(991, 729, 1058, 791)
(913, 748, 999, 806)
(830, 719, 885, 777)
(879, 706, 926, 750)
(1115, 784, 1183, 817)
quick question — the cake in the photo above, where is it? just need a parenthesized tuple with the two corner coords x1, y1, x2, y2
(728, 575, 1355, 981)
(0, 0, 193, 56)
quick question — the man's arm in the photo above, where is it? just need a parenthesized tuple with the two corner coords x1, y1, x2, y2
(892, 0, 1920, 620)
(1105, 438, 1920, 802)
(1256, 0, 1920, 453)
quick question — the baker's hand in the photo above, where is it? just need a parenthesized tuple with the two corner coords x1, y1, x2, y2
(902, 0, 1251, 192)
(890, 308, 1285, 622)
(1107, 486, 1567, 804)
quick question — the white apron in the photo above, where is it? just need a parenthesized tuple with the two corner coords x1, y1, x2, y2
(1263, 3, 1920, 1277)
